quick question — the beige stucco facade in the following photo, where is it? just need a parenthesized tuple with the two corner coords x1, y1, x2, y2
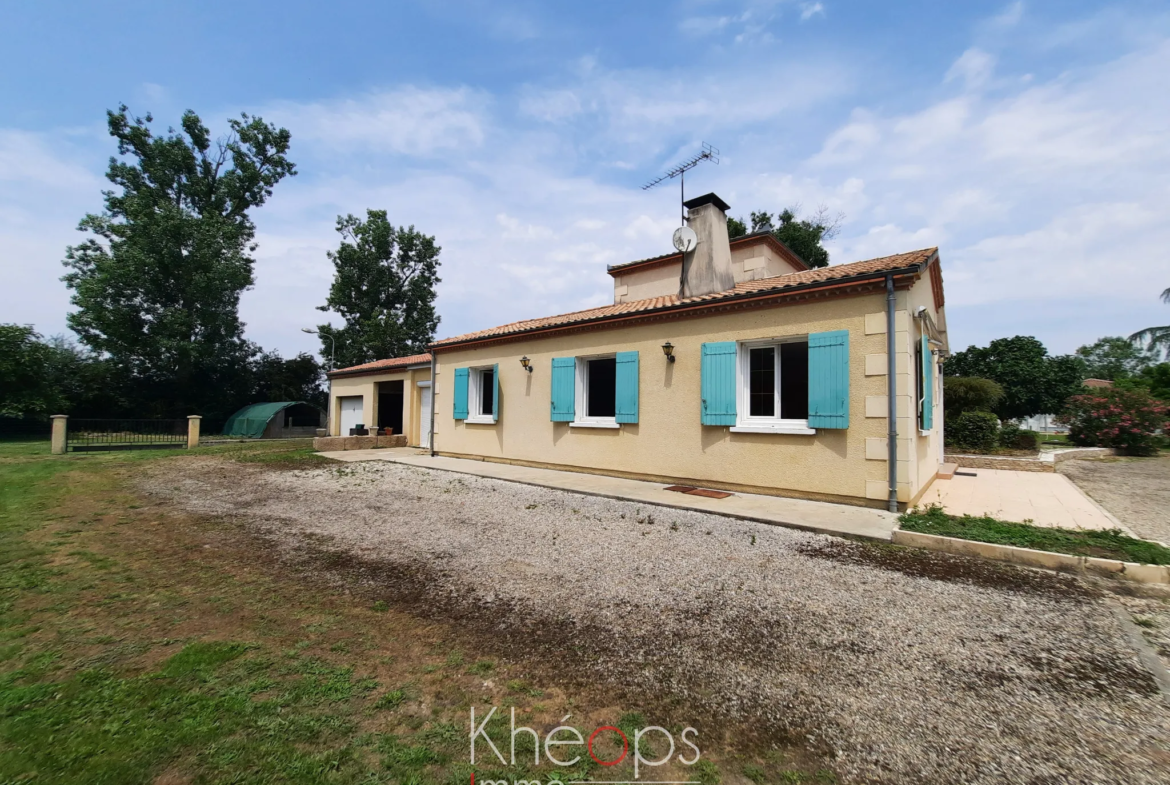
(429, 277, 944, 509)
(327, 364, 432, 445)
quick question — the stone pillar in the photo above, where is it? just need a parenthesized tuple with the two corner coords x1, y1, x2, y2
(187, 415, 202, 449)
(50, 415, 68, 455)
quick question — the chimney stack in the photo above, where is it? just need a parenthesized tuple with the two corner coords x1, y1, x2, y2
(679, 193, 734, 298)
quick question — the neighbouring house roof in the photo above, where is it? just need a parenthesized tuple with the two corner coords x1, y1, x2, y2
(327, 352, 433, 379)
(1083, 378, 1114, 388)
(222, 401, 317, 438)
(433, 247, 940, 350)
(606, 231, 810, 277)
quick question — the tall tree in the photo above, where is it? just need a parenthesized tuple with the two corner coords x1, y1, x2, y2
(61, 106, 296, 417)
(944, 336, 1084, 420)
(250, 351, 326, 409)
(317, 210, 441, 368)
(1074, 336, 1156, 380)
(1129, 286, 1170, 358)
(0, 325, 65, 418)
(726, 205, 840, 268)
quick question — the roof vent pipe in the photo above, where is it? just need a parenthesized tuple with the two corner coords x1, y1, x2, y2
(886, 273, 899, 513)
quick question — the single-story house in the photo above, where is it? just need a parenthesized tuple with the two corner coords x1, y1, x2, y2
(327, 193, 949, 510)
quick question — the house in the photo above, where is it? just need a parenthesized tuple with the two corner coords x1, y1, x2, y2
(326, 193, 949, 510)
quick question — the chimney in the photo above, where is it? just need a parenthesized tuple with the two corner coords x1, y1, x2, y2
(679, 193, 734, 298)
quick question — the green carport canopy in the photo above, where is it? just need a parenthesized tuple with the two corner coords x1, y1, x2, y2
(221, 402, 305, 438)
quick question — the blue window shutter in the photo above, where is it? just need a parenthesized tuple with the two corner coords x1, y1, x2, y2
(453, 367, 469, 420)
(921, 336, 933, 431)
(808, 330, 850, 429)
(492, 363, 500, 422)
(700, 342, 737, 425)
(615, 351, 639, 424)
(550, 357, 575, 421)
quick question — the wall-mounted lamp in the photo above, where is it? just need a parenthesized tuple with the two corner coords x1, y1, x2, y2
(661, 342, 676, 363)
(520, 356, 533, 373)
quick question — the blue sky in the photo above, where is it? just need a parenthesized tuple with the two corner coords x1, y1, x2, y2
(3, 0, 1169, 361)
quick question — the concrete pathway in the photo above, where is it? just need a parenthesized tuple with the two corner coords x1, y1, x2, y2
(919, 467, 1129, 533)
(316, 448, 899, 542)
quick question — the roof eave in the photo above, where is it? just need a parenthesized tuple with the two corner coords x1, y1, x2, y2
(432, 260, 931, 351)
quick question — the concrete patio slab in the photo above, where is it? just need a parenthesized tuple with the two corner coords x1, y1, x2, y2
(316, 448, 899, 542)
(918, 467, 1130, 533)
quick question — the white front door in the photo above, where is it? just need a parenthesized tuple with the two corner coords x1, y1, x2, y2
(339, 396, 363, 434)
(418, 384, 432, 448)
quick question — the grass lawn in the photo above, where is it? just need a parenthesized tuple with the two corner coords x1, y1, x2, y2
(0, 439, 828, 784)
(900, 504, 1170, 565)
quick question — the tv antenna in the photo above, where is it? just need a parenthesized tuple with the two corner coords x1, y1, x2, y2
(642, 142, 719, 226)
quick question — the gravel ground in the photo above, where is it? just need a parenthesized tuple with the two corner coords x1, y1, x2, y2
(1060, 456, 1170, 544)
(143, 458, 1170, 784)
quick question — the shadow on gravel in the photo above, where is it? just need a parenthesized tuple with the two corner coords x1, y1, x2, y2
(796, 539, 1101, 601)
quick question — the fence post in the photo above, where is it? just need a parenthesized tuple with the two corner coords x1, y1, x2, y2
(187, 415, 202, 449)
(51, 415, 68, 455)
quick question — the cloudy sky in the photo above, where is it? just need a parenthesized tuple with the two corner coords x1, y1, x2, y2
(2, 0, 1168, 360)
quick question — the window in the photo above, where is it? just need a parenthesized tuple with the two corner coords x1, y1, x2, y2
(735, 339, 812, 433)
(466, 366, 496, 424)
(574, 356, 619, 427)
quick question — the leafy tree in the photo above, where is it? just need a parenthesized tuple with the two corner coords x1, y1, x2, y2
(726, 206, 840, 268)
(250, 351, 325, 409)
(0, 325, 66, 418)
(1074, 336, 1156, 380)
(317, 210, 441, 368)
(1117, 362, 1170, 402)
(1129, 287, 1170, 358)
(61, 106, 296, 418)
(942, 376, 1004, 417)
(944, 336, 1084, 420)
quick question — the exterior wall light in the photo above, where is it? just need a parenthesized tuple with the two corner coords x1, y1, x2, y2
(662, 342, 676, 362)
(520, 356, 533, 373)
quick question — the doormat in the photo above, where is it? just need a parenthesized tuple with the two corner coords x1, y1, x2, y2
(664, 485, 733, 499)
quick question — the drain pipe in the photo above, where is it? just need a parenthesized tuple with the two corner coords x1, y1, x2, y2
(428, 353, 437, 458)
(886, 274, 899, 513)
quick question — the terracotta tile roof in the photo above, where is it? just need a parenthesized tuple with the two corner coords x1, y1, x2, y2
(328, 352, 432, 377)
(433, 247, 939, 348)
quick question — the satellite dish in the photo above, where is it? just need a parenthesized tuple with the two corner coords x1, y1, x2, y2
(672, 226, 698, 253)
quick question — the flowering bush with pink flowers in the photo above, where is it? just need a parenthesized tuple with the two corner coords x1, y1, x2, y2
(1057, 388, 1169, 456)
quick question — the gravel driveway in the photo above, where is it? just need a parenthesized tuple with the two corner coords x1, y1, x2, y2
(144, 458, 1170, 784)
(1060, 455, 1170, 544)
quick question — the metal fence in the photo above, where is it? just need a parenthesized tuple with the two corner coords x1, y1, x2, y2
(66, 419, 188, 452)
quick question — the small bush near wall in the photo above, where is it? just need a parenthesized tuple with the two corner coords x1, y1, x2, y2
(943, 376, 1004, 417)
(1057, 388, 1169, 456)
(946, 411, 1000, 452)
(998, 423, 1040, 451)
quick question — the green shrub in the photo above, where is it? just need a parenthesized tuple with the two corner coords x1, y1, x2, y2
(998, 423, 1040, 451)
(943, 376, 1004, 417)
(946, 411, 999, 452)
(1057, 388, 1169, 456)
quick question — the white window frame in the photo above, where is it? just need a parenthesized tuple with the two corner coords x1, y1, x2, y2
(465, 366, 496, 425)
(571, 354, 620, 428)
(732, 337, 815, 435)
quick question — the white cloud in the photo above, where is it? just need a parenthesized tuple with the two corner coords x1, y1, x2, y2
(800, 3, 825, 22)
(945, 48, 996, 90)
(265, 87, 489, 156)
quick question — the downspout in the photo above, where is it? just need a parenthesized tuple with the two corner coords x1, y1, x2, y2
(886, 274, 899, 513)
(428, 353, 437, 458)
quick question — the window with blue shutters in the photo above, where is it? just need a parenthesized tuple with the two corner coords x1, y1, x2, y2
(464, 366, 498, 424)
(726, 339, 813, 433)
(452, 367, 469, 420)
(550, 357, 575, 421)
(918, 334, 933, 431)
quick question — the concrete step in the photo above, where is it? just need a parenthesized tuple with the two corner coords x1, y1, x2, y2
(938, 462, 959, 480)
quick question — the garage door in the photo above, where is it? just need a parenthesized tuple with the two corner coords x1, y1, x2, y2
(339, 396, 364, 434)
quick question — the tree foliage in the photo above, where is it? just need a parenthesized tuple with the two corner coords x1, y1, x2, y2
(726, 205, 840, 268)
(0, 325, 65, 418)
(942, 376, 1004, 417)
(944, 336, 1084, 420)
(61, 106, 296, 418)
(1074, 336, 1156, 380)
(1129, 286, 1170, 359)
(317, 210, 441, 369)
